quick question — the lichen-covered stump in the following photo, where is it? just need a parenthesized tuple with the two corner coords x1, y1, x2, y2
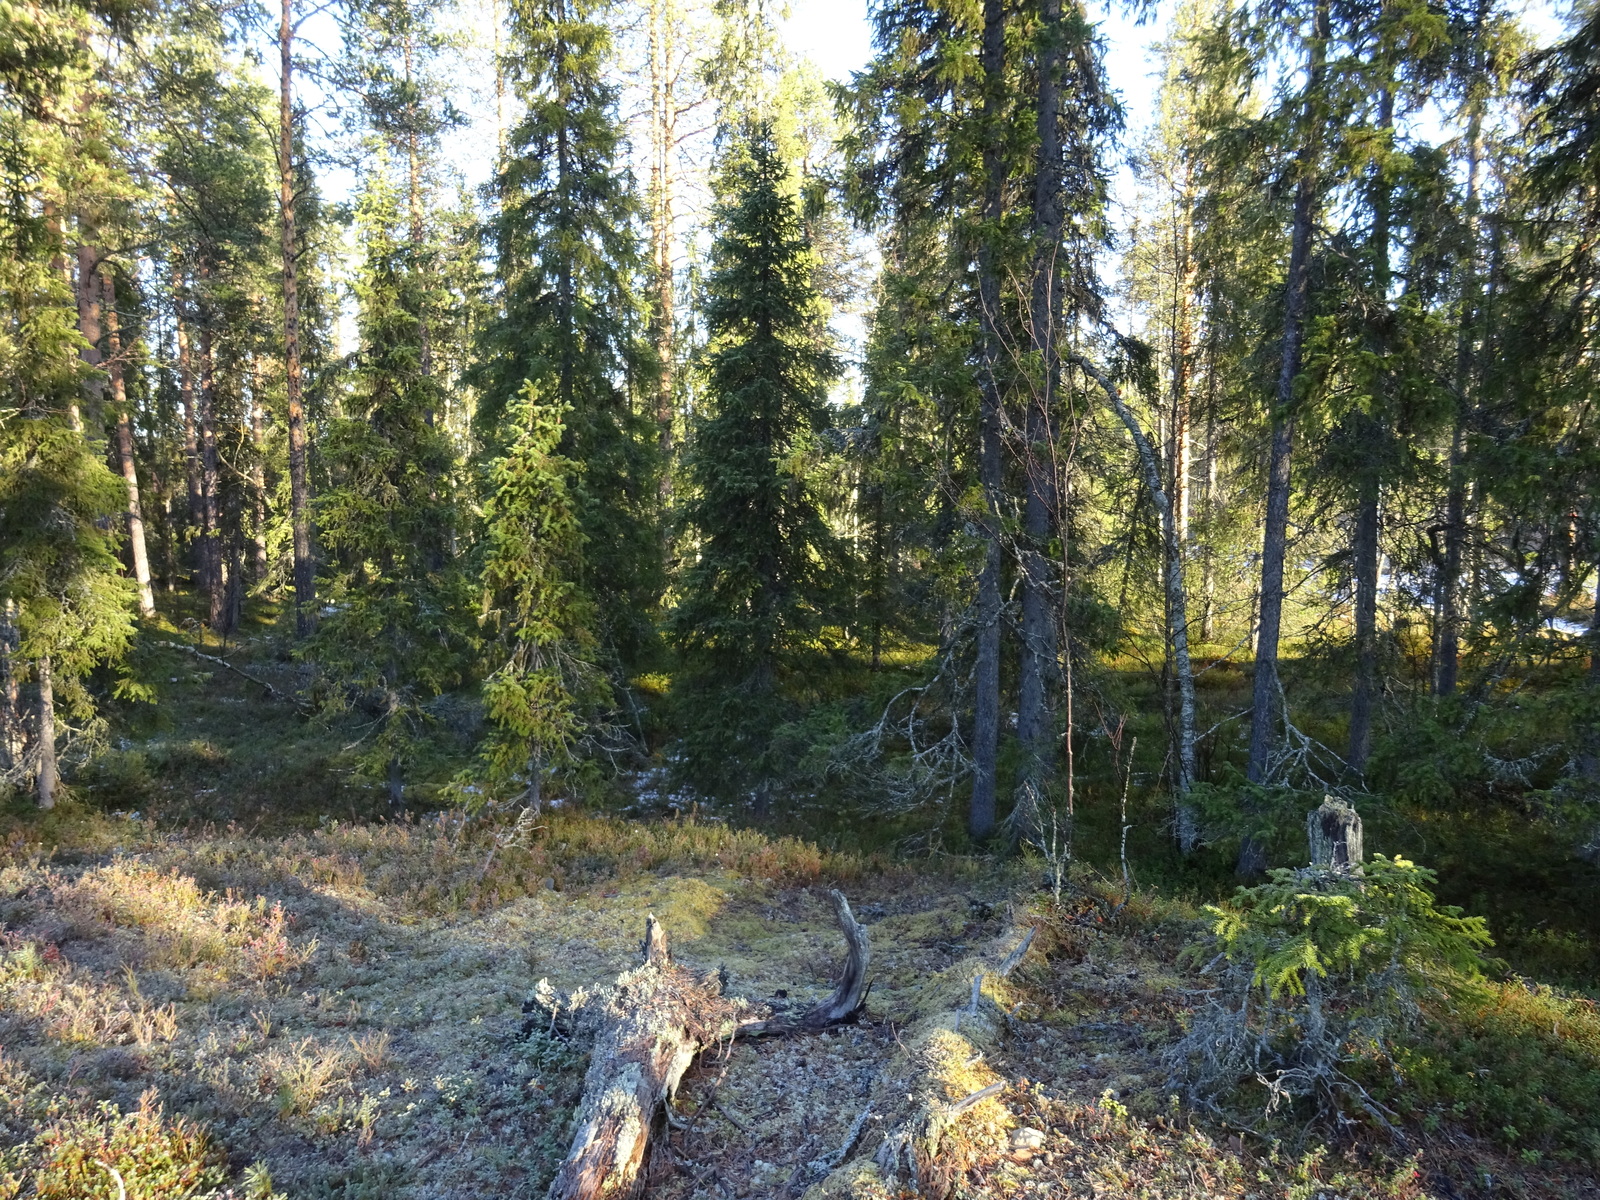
(1307, 795, 1363, 875)
(536, 891, 872, 1200)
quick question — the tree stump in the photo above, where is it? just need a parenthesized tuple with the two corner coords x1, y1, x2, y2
(536, 891, 872, 1200)
(1307, 795, 1363, 874)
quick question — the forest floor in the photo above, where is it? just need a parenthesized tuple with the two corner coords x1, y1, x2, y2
(3, 625, 1599, 1199)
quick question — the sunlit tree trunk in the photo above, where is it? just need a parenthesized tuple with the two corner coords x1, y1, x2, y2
(104, 275, 156, 619)
(73, 245, 103, 434)
(175, 312, 205, 565)
(0, 602, 20, 774)
(281, 0, 316, 636)
(250, 366, 269, 583)
(36, 655, 56, 810)
(199, 312, 224, 629)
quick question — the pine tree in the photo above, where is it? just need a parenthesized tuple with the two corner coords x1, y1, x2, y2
(311, 165, 472, 808)
(669, 123, 842, 800)
(475, 384, 606, 808)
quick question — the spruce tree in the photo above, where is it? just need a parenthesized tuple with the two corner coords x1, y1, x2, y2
(0, 4, 143, 805)
(475, 384, 606, 808)
(669, 123, 841, 800)
(310, 165, 471, 808)
(473, 0, 660, 667)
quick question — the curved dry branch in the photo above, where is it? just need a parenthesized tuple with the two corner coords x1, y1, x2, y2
(739, 889, 872, 1036)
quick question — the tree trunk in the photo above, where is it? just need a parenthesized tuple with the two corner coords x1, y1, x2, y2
(403, 33, 437, 430)
(249, 367, 269, 583)
(73, 245, 105, 435)
(1349, 85, 1394, 773)
(36, 655, 56, 810)
(649, 0, 676, 509)
(1306, 795, 1363, 874)
(281, 0, 316, 637)
(1015, 0, 1064, 844)
(199, 315, 224, 629)
(1075, 355, 1199, 852)
(1436, 104, 1482, 697)
(176, 312, 205, 548)
(1349, 469, 1380, 770)
(1199, 408, 1217, 642)
(1244, 0, 1325, 787)
(104, 275, 156, 619)
(969, 0, 1006, 846)
(0, 601, 21, 774)
(539, 891, 870, 1200)
(1241, 0, 1326, 874)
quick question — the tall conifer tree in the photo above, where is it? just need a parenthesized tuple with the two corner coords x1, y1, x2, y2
(670, 123, 841, 800)
(311, 166, 471, 807)
(473, 0, 660, 666)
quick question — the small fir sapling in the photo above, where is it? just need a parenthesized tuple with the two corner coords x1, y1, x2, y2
(1167, 797, 1493, 1128)
(470, 384, 609, 810)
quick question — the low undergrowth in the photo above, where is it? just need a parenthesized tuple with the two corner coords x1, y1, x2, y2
(0, 799, 1596, 1198)
(0, 1058, 228, 1200)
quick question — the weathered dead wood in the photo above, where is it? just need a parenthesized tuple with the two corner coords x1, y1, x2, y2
(540, 917, 742, 1200)
(536, 890, 873, 1200)
(739, 889, 871, 1036)
(798, 921, 1036, 1200)
(1307, 795, 1363, 874)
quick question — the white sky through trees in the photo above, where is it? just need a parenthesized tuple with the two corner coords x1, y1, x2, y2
(302, 0, 1570, 361)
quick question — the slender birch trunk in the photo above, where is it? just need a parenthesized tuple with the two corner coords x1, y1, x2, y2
(104, 274, 156, 618)
(1075, 354, 1199, 851)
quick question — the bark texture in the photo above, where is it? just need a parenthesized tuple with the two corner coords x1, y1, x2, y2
(1015, 0, 1064, 845)
(969, 0, 1006, 844)
(36, 655, 55, 810)
(1307, 795, 1363, 874)
(1242, 0, 1328, 873)
(280, 0, 316, 637)
(104, 278, 156, 619)
(539, 890, 872, 1200)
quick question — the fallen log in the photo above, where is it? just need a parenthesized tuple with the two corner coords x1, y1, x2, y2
(800, 919, 1039, 1200)
(534, 889, 872, 1200)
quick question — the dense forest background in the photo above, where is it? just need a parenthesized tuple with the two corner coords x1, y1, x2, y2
(7, 0, 1600, 1193)
(5, 0, 1600, 978)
